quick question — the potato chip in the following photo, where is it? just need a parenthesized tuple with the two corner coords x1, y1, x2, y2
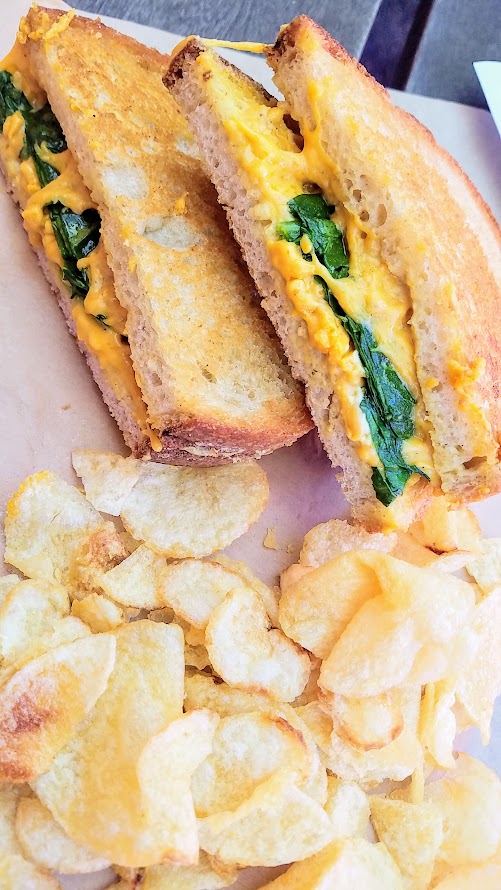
(184, 675, 327, 805)
(192, 711, 311, 817)
(278, 552, 381, 659)
(320, 689, 405, 751)
(136, 709, 219, 866)
(280, 564, 314, 594)
(0, 853, 62, 889)
(255, 838, 403, 889)
(466, 538, 501, 593)
(212, 554, 280, 626)
(419, 681, 456, 769)
(370, 797, 443, 889)
(300, 519, 396, 568)
(0, 579, 69, 666)
(140, 853, 238, 889)
(432, 861, 501, 890)
(34, 621, 186, 866)
(426, 753, 501, 867)
(0, 784, 28, 858)
(119, 460, 268, 558)
(184, 644, 211, 671)
(0, 575, 21, 606)
(198, 768, 334, 867)
(456, 588, 501, 742)
(4, 472, 126, 594)
(298, 688, 422, 785)
(100, 544, 166, 609)
(206, 586, 310, 702)
(159, 559, 246, 629)
(324, 777, 369, 840)
(72, 449, 143, 515)
(71, 592, 124, 632)
(319, 596, 420, 697)
(292, 656, 321, 707)
(0, 633, 116, 782)
(15, 796, 110, 874)
(409, 497, 482, 553)
(390, 532, 436, 567)
(0, 615, 92, 691)
(428, 551, 474, 574)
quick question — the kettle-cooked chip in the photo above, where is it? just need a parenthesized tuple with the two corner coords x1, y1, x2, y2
(456, 588, 501, 742)
(324, 777, 369, 840)
(248, 837, 404, 889)
(432, 862, 501, 889)
(390, 532, 437, 567)
(0, 853, 62, 889)
(191, 711, 311, 817)
(319, 596, 420, 697)
(370, 797, 443, 889)
(320, 689, 405, 751)
(300, 519, 396, 568)
(278, 552, 380, 659)
(212, 555, 280, 626)
(72, 449, 143, 515)
(419, 681, 457, 769)
(0, 579, 69, 666)
(0, 633, 116, 782)
(0, 575, 21, 606)
(34, 621, 186, 866)
(118, 460, 268, 558)
(140, 852, 238, 889)
(198, 769, 334, 867)
(4, 472, 127, 596)
(206, 586, 310, 702)
(409, 497, 482, 554)
(298, 689, 422, 785)
(159, 559, 247, 629)
(15, 796, 110, 874)
(466, 538, 501, 594)
(136, 709, 219, 867)
(71, 592, 124, 632)
(0, 784, 29, 858)
(425, 753, 501, 868)
(184, 674, 327, 805)
(100, 544, 166, 609)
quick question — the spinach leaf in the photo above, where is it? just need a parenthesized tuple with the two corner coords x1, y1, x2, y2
(0, 70, 32, 128)
(48, 204, 101, 299)
(1, 69, 102, 301)
(280, 192, 349, 279)
(278, 191, 427, 504)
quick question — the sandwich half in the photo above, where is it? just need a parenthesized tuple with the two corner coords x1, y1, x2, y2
(0, 7, 311, 466)
(166, 17, 501, 526)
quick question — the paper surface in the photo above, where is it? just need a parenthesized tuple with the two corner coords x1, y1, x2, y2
(475, 61, 501, 138)
(1, 4, 501, 887)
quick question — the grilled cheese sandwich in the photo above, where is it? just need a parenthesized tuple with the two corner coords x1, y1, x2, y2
(166, 17, 501, 526)
(1, 8, 311, 465)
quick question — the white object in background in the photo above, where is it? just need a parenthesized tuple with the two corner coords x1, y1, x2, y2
(474, 61, 501, 138)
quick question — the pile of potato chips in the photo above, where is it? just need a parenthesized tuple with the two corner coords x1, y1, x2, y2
(0, 449, 500, 889)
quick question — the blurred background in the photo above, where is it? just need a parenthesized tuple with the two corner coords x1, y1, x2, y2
(75, 0, 500, 108)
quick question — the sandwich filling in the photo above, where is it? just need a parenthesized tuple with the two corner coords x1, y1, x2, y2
(195, 52, 435, 504)
(0, 43, 161, 451)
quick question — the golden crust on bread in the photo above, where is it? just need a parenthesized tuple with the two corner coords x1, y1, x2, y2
(266, 16, 501, 501)
(13, 7, 311, 463)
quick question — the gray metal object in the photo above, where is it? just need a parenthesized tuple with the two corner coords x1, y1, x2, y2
(406, 0, 501, 107)
(74, 0, 383, 58)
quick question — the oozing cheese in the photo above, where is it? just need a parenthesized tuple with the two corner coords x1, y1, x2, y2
(199, 53, 435, 479)
(0, 50, 161, 451)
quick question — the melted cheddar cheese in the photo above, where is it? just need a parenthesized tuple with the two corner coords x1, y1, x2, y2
(0, 48, 161, 451)
(199, 53, 435, 479)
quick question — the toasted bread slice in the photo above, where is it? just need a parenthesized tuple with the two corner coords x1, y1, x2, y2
(1, 8, 311, 465)
(166, 19, 501, 523)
